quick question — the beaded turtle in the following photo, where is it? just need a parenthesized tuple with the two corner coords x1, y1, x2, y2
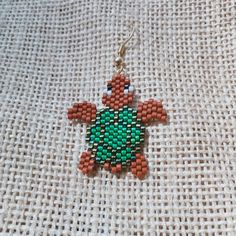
(68, 74, 167, 179)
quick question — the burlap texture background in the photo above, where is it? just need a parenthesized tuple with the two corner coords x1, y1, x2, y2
(0, 0, 236, 235)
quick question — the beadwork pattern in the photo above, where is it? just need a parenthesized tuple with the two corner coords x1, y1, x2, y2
(68, 74, 167, 179)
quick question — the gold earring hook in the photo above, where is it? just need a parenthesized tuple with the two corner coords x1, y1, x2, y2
(114, 26, 135, 74)
(118, 26, 135, 58)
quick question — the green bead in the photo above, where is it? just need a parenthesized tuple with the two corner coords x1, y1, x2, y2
(104, 138, 109, 142)
(112, 143, 117, 149)
(131, 138, 135, 143)
(107, 152, 112, 158)
(103, 149, 107, 154)
(121, 156, 127, 161)
(101, 119, 105, 124)
(127, 118, 132, 123)
(116, 153, 121, 158)
(117, 141, 122, 146)
(127, 153, 131, 159)
(136, 130, 141, 135)
(121, 150, 126, 155)
(98, 146, 103, 151)
(97, 151, 102, 157)
(122, 138, 126, 143)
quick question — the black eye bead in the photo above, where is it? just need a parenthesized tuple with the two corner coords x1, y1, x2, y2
(107, 85, 112, 91)
(124, 84, 129, 90)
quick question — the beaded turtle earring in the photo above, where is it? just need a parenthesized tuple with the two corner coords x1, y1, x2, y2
(68, 28, 167, 179)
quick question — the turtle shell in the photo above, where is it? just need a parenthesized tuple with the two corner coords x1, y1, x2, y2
(86, 106, 145, 167)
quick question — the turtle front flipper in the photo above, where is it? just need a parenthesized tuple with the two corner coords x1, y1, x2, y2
(77, 151, 97, 175)
(131, 153, 148, 179)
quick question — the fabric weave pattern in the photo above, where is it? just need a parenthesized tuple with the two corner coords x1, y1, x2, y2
(0, 0, 235, 235)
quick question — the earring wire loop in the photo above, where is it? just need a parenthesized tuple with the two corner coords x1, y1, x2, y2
(114, 26, 135, 74)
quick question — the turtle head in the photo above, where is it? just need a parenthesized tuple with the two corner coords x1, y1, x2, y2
(102, 74, 134, 110)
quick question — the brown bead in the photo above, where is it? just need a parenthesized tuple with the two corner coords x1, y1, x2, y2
(104, 162, 110, 171)
(147, 103, 152, 108)
(151, 112, 157, 118)
(128, 97, 133, 103)
(147, 114, 152, 120)
(137, 113, 142, 119)
(136, 171, 143, 179)
(116, 164, 122, 172)
(141, 162, 147, 168)
(152, 106, 157, 112)
(137, 165, 142, 171)
(161, 116, 167, 122)
(111, 166, 117, 174)
(68, 108, 74, 114)
(142, 117, 147, 123)
(142, 167, 148, 174)
(68, 114, 73, 120)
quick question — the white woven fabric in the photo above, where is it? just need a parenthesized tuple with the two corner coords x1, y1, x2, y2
(0, 0, 236, 235)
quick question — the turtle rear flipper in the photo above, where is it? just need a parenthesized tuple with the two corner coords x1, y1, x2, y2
(131, 153, 148, 179)
(77, 151, 97, 175)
